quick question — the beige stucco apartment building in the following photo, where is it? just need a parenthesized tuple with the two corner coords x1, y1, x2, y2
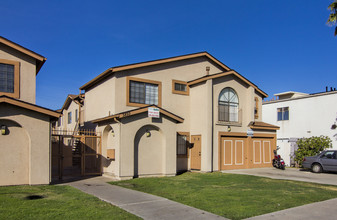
(0, 36, 60, 186)
(54, 94, 85, 132)
(80, 52, 279, 180)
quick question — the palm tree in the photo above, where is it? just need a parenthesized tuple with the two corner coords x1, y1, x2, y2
(327, 0, 337, 36)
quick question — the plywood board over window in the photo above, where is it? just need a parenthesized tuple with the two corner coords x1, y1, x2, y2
(0, 59, 20, 98)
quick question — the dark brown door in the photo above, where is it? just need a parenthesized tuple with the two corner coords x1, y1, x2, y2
(190, 135, 201, 170)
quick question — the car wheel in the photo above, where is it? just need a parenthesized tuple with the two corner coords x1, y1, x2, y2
(312, 164, 322, 173)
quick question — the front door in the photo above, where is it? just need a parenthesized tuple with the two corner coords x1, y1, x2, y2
(190, 135, 201, 170)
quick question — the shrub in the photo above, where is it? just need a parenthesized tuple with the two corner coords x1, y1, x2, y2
(294, 136, 332, 166)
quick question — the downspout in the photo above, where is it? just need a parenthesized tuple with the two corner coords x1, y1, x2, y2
(211, 80, 214, 172)
(114, 117, 122, 178)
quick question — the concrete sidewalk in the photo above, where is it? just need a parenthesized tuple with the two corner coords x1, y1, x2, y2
(63, 174, 337, 220)
(64, 176, 226, 220)
(246, 197, 337, 220)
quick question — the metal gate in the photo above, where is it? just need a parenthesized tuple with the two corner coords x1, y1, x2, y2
(52, 130, 101, 181)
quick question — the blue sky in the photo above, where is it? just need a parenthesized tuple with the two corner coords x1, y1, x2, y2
(2, 0, 337, 110)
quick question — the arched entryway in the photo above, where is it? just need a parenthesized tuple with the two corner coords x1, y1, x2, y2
(0, 119, 30, 185)
(134, 125, 164, 177)
(102, 125, 114, 170)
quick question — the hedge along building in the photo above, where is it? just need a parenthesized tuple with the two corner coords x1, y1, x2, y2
(80, 52, 279, 180)
(0, 36, 60, 186)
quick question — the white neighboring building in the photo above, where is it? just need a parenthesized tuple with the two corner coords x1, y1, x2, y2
(262, 89, 337, 166)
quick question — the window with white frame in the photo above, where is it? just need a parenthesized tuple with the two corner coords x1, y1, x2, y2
(277, 107, 289, 121)
(218, 88, 239, 122)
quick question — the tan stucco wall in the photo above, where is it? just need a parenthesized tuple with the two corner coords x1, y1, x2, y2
(97, 113, 177, 179)
(0, 121, 29, 185)
(0, 44, 37, 104)
(85, 57, 223, 123)
(85, 75, 116, 122)
(0, 103, 51, 185)
(99, 123, 120, 177)
(189, 81, 213, 171)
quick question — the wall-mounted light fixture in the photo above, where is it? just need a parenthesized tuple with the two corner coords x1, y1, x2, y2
(111, 129, 115, 137)
(146, 129, 151, 137)
(227, 126, 231, 132)
(206, 66, 210, 75)
(1, 125, 7, 135)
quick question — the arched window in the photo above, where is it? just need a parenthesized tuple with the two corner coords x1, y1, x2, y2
(218, 88, 239, 122)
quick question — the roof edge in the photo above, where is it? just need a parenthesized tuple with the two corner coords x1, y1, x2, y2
(91, 105, 184, 124)
(80, 52, 231, 91)
(188, 70, 268, 98)
(249, 121, 280, 131)
(0, 36, 47, 75)
(0, 95, 60, 118)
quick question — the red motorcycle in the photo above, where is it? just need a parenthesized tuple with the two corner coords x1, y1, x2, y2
(272, 147, 285, 170)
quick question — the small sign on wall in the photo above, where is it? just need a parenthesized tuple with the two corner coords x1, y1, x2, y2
(247, 128, 254, 137)
(148, 107, 160, 118)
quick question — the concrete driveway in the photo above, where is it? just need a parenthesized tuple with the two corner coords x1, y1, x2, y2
(222, 167, 337, 185)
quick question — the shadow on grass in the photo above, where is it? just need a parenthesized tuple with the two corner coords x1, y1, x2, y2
(25, 195, 45, 200)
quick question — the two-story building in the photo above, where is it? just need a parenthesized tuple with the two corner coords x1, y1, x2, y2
(262, 89, 337, 166)
(80, 52, 279, 180)
(0, 36, 60, 186)
(54, 94, 84, 132)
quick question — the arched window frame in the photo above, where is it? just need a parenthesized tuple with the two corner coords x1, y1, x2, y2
(218, 88, 239, 122)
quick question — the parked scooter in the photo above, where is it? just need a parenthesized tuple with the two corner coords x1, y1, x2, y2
(272, 146, 285, 170)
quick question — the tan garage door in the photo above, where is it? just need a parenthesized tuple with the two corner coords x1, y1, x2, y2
(220, 137, 247, 170)
(251, 137, 273, 167)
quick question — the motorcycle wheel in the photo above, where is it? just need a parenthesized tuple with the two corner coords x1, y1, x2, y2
(281, 165, 285, 170)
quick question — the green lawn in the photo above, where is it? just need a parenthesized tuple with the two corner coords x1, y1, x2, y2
(110, 172, 337, 220)
(0, 185, 140, 220)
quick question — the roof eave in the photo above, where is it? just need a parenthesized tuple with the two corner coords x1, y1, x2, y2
(0, 96, 60, 119)
(80, 52, 231, 91)
(0, 36, 47, 75)
(91, 105, 184, 124)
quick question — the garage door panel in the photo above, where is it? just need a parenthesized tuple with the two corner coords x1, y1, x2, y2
(235, 140, 243, 165)
(263, 141, 271, 163)
(221, 137, 246, 170)
(224, 140, 232, 165)
(253, 141, 261, 164)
